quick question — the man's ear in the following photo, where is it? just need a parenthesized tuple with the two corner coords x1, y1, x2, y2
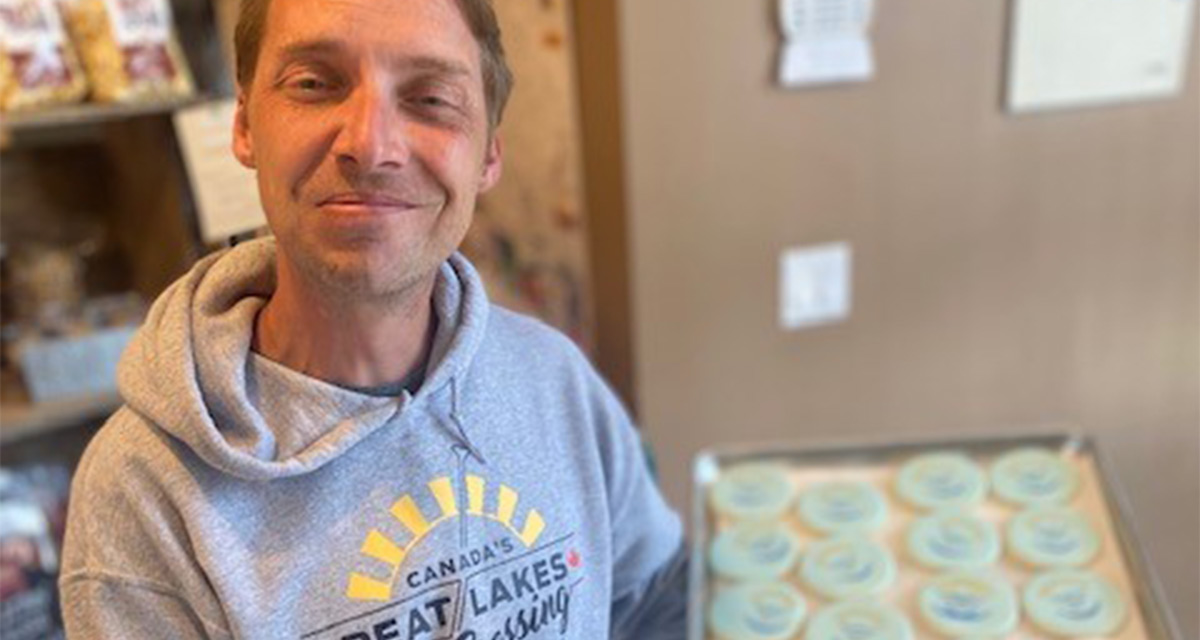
(478, 135, 503, 193)
(232, 89, 256, 169)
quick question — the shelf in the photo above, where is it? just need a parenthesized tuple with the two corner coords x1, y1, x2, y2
(0, 95, 221, 150)
(0, 383, 120, 445)
(2, 95, 209, 132)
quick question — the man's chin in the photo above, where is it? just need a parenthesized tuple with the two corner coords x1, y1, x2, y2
(303, 252, 436, 306)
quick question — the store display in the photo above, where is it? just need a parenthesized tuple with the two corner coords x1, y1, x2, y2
(1007, 507, 1101, 569)
(905, 511, 1001, 570)
(799, 535, 896, 600)
(796, 480, 887, 534)
(0, 465, 71, 640)
(894, 451, 988, 511)
(1024, 569, 1128, 637)
(709, 521, 802, 582)
(60, 0, 193, 103)
(4, 293, 144, 402)
(14, 323, 136, 402)
(692, 435, 1175, 639)
(0, 0, 88, 112)
(708, 581, 807, 640)
(709, 463, 795, 521)
(991, 447, 1080, 506)
(5, 243, 86, 323)
(918, 570, 1019, 638)
(804, 600, 913, 640)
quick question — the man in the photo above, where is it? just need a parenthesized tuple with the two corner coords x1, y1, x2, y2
(58, 0, 688, 637)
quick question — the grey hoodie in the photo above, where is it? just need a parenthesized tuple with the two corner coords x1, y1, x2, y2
(59, 239, 687, 639)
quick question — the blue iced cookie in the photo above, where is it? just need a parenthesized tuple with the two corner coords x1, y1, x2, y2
(709, 581, 808, 640)
(1007, 507, 1101, 568)
(710, 521, 802, 581)
(711, 463, 796, 521)
(894, 452, 988, 511)
(991, 448, 1079, 506)
(918, 571, 1019, 638)
(805, 600, 914, 640)
(906, 511, 1001, 570)
(797, 481, 888, 534)
(1024, 570, 1128, 637)
(800, 535, 897, 600)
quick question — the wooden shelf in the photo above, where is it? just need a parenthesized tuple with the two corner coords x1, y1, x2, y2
(2, 95, 208, 132)
(0, 95, 221, 150)
(0, 382, 120, 445)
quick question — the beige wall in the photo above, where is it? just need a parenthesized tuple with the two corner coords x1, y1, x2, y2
(583, 0, 1199, 633)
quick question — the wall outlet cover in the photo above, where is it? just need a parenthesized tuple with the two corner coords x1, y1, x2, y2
(779, 241, 852, 330)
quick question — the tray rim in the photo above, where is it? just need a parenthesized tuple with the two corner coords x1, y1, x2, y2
(687, 429, 1182, 640)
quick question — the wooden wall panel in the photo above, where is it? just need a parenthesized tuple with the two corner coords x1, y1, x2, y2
(590, 0, 1200, 632)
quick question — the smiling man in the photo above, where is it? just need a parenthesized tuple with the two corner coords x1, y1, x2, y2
(58, 0, 687, 637)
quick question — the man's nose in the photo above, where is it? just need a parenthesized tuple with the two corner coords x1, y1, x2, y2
(333, 84, 410, 173)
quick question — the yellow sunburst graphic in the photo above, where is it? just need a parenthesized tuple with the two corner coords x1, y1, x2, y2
(346, 475, 546, 601)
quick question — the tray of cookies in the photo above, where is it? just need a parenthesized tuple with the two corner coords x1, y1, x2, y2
(688, 432, 1179, 640)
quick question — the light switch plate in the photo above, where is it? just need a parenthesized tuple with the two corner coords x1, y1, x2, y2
(779, 241, 852, 330)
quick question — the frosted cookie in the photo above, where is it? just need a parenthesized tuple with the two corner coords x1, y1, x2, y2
(710, 463, 795, 521)
(894, 452, 988, 511)
(805, 600, 914, 640)
(797, 481, 888, 534)
(800, 535, 897, 600)
(1007, 507, 1101, 568)
(906, 511, 1001, 570)
(991, 448, 1079, 506)
(710, 521, 802, 581)
(709, 581, 808, 640)
(1024, 570, 1128, 637)
(918, 571, 1019, 638)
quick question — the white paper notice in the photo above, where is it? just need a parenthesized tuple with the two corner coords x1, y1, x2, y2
(173, 98, 265, 243)
(1007, 0, 1195, 113)
(778, 0, 875, 87)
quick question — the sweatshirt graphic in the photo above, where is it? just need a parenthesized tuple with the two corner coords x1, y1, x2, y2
(59, 239, 687, 639)
(323, 448, 582, 640)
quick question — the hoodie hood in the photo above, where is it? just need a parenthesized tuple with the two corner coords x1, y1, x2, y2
(116, 237, 490, 481)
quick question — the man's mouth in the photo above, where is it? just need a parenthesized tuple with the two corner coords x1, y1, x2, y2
(318, 193, 424, 211)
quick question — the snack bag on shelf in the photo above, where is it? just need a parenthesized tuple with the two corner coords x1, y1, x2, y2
(60, 0, 192, 103)
(0, 0, 88, 112)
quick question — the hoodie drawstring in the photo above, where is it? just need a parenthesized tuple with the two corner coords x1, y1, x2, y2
(446, 377, 486, 466)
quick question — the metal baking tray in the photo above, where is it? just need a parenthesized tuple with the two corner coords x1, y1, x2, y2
(688, 431, 1181, 639)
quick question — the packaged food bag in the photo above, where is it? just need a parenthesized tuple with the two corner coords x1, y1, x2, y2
(0, 0, 88, 112)
(61, 0, 192, 103)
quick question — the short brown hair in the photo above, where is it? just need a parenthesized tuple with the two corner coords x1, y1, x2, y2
(234, 0, 514, 130)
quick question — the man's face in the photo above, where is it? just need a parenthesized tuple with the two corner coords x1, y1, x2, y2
(233, 0, 502, 302)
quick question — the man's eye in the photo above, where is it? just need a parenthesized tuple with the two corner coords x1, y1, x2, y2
(281, 72, 341, 98)
(294, 76, 330, 91)
(414, 94, 452, 108)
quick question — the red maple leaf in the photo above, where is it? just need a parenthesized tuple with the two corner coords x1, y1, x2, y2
(567, 549, 582, 568)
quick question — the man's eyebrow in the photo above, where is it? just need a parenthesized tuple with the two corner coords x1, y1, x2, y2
(395, 56, 473, 78)
(273, 41, 471, 78)
(276, 39, 345, 63)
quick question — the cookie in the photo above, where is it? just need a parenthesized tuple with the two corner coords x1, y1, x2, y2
(918, 570, 1019, 638)
(906, 511, 1001, 570)
(895, 452, 988, 511)
(711, 463, 795, 521)
(710, 520, 802, 581)
(1024, 570, 1128, 637)
(709, 581, 807, 640)
(805, 600, 914, 640)
(1007, 507, 1101, 568)
(991, 448, 1079, 506)
(797, 481, 888, 534)
(800, 535, 897, 600)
